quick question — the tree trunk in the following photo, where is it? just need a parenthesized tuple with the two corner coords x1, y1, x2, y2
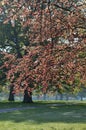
(59, 94, 63, 100)
(55, 91, 58, 100)
(80, 94, 83, 101)
(8, 85, 14, 101)
(43, 93, 46, 100)
(23, 89, 33, 103)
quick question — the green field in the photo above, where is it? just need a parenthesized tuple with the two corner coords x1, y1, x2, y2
(0, 101, 86, 130)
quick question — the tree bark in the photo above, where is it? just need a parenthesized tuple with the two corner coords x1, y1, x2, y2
(59, 94, 63, 100)
(80, 94, 83, 101)
(8, 85, 14, 101)
(23, 88, 33, 103)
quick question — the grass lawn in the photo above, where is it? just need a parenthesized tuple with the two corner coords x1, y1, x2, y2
(0, 100, 86, 130)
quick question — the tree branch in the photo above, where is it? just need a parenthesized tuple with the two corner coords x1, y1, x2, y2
(54, 4, 72, 12)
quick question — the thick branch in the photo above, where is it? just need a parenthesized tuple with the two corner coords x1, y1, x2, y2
(54, 4, 73, 12)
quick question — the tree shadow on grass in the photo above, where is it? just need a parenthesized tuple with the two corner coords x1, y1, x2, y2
(0, 101, 86, 124)
(0, 101, 30, 109)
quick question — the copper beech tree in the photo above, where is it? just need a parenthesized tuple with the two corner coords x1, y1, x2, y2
(1, 0, 86, 43)
(5, 44, 86, 88)
(0, 0, 86, 102)
(1, 43, 86, 102)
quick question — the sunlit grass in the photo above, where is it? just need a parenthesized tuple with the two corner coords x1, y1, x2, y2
(0, 101, 86, 130)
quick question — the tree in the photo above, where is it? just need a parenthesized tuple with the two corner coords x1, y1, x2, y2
(0, 20, 30, 101)
(1, 0, 86, 44)
(1, 43, 86, 99)
(0, 0, 86, 102)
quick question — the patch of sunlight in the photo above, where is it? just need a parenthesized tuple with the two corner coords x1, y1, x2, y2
(63, 111, 75, 116)
(62, 111, 84, 118)
(0, 121, 86, 130)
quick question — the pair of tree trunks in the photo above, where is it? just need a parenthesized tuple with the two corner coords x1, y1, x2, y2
(8, 85, 33, 103)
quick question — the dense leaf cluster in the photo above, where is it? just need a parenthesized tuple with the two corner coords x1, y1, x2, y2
(0, 0, 86, 94)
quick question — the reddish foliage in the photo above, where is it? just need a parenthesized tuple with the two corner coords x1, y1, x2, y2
(0, 0, 86, 93)
(1, 43, 86, 93)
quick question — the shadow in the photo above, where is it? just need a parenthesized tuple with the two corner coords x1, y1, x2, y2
(0, 101, 86, 124)
(0, 101, 30, 109)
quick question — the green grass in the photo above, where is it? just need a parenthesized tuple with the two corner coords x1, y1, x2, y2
(0, 101, 86, 130)
(0, 101, 29, 109)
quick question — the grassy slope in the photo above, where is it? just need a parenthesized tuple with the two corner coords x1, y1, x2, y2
(0, 101, 86, 130)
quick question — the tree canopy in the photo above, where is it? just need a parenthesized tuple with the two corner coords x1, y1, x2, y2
(0, 0, 86, 94)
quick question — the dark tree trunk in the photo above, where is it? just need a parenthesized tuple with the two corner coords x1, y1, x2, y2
(8, 85, 14, 101)
(23, 89, 33, 103)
